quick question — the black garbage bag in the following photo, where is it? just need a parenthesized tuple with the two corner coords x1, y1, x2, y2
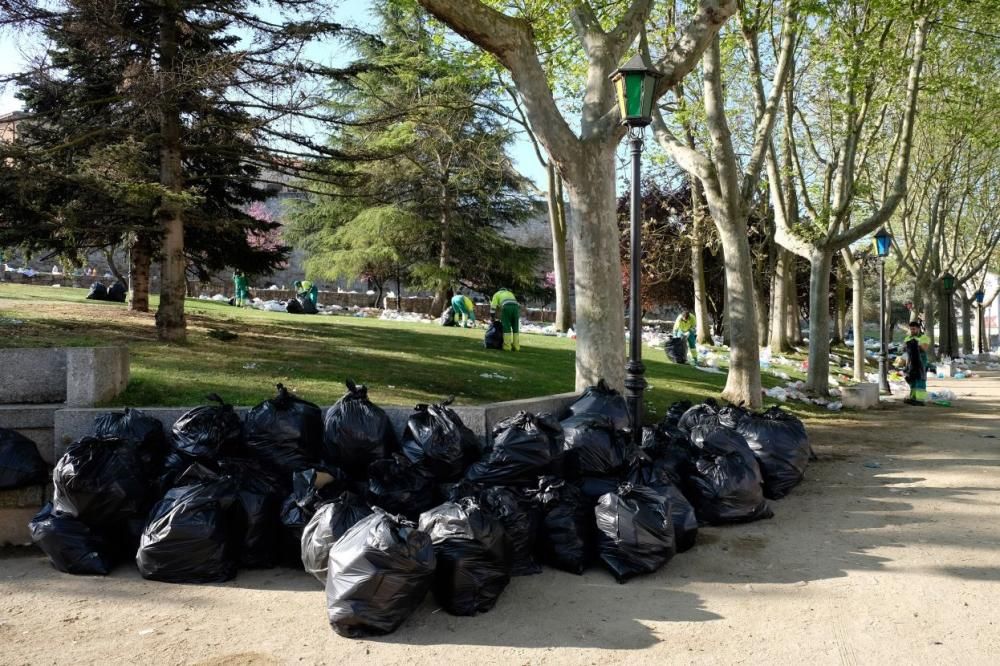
(666, 336, 688, 364)
(531, 476, 592, 575)
(366, 454, 438, 520)
(662, 400, 692, 428)
(735, 406, 812, 499)
(245, 384, 323, 473)
(322, 380, 398, 478)
(157, 449, 199, 493)
(85, 282, 107, 300)
(484, 320, 504, 349)
(298, 295, 318, 314)
(286, 298, 303, 314)
(677, 399, 720, 434)
(0, 428, 49, 490)
(562, 379, 630, 430)
(628, 460, 698, 553)
(560, 414, 629, 479)
(137, 464, 241, 583)
(106, 281, 127, 303)
(93, 408, 166, 477)
(465, 411, 563, 486)
(29, 504, 114, 575)
(595, 484, 675, 583)
(401, 398, 482, 481)
(301, 491, 372, 583)
(171, 394, 244, 461)
(440, 306, 456, 327)
(683, 426, 772, 525)
(52, 437, 152, 529)
(278, 466, 348, 568)
(479, 486, 541, 576)
(718, 402, 750, 429)
(325, 508, 437, 638)
(418, 498, 512, 616)
(220, 458, 285, 569)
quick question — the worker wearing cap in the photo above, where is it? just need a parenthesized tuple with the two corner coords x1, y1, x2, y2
(294, 279, 318, 307)
(490, 288, 520, 351)
(451, 294, 477, 328)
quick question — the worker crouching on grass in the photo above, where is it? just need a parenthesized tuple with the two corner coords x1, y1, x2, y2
(451, 293, 476, 328)
(490, 288, 520, 351)
(294, 280, 318, 307)
(904, 319, 930, 405)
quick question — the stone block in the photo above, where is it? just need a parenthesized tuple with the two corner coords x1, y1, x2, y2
(0, 404, 58, 463)
(65, 346, 129, 407)
(840, 382, 880, 410)
(0, 507, 38, 546)
(0, 348, 66, 404)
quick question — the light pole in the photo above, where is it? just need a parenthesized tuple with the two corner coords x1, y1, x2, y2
(975, 288, 986, 354)
(611, 55, 662, 446)
(873, 228, 892, 394)
(942, 272, 956, 360)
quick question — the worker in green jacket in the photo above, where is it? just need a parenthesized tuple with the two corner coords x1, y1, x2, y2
(903, 319, 930, 405)
(673, 309, 697, 365)
(490, 288, 520, 351)
(294, 280, 318, 306)
(233, 270, 250, 308)
(451, 294, 476, 328)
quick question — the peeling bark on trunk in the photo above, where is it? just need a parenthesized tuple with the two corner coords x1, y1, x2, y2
(805, 252, 833, 393)
(547, 162, 572, 332)
(564, 141, 626, 391)
(154, 4, 187, 342)
(129, 236, 151, 313)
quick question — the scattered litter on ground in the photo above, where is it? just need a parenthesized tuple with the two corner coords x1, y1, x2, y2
(862, 461, 882, 469)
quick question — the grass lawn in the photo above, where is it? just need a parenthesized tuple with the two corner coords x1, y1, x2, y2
(0, 283, 835, 421)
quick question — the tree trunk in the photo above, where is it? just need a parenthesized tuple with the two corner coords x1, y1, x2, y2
(129, 235, 151, 312)
(850, 264, 864, 381)
(832, 266, 846, 345)
(754, 278, 768, 349)
(104, 247, 126, 286)
(961, 296, 973, 354)
(925, 288, 937, 362)
(785, 261, 800, 344)
(154, 4, 187, 342)
(429, 205, 450, 317)
(563, 141, 626, 391)
(395, 266, 402, 310)
(547, 163, 572, 332)
(805, 251, 833, 394)
(769, 249, 792, 351)
(690, 182, 713, 345)
(716, 219, 762, 406)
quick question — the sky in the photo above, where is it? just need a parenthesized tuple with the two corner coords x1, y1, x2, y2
(0, 0, 548, 186)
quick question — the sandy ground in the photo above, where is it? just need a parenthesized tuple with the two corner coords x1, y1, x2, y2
(2, 374, 999, 666)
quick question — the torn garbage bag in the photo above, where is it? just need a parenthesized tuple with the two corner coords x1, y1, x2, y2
(465, 411, 563, 486)
(136, 464, 241, 584)
(418, 498, 512, 616)
(29, 503, 114, 575)
(400, 398, 481, 481)
(322, 380, 398, 478)
(562, 379, 630, 430)
(325, 509, 436, 638)
(301, 491, 372, 584)
(0, 427, 49, 490)
(595, 484, 675, 583)
(245, 384, 323, 473)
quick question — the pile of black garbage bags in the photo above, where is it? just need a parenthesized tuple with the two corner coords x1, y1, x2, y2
(85, 281, 127, 303)
(23, 378, 813, 638)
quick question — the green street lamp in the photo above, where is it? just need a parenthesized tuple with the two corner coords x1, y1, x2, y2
(612, 55, 662, 446)
(872, 228, 892, 393)
(942, 272, 956, 358)
(975, 289, 987, 354)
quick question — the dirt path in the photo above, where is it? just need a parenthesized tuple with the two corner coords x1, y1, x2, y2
(3, 374, 999, 665)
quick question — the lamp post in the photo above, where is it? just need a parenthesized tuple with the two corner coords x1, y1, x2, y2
(611, 55, 662, 446)
(942, 272, 956, 359)
(873, 228, 892, 394)
(975, 288, 986, 354)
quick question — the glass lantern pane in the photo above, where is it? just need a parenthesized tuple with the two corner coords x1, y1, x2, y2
(614, 76, 627, 120)
(624, 72, 644, 118)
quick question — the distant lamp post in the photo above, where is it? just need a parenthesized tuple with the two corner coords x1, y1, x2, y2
(975, 288, 986, 354)
(942, 272, 956, 359)
(611, 55, 662, 446)
(873, 228, 892, 394)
